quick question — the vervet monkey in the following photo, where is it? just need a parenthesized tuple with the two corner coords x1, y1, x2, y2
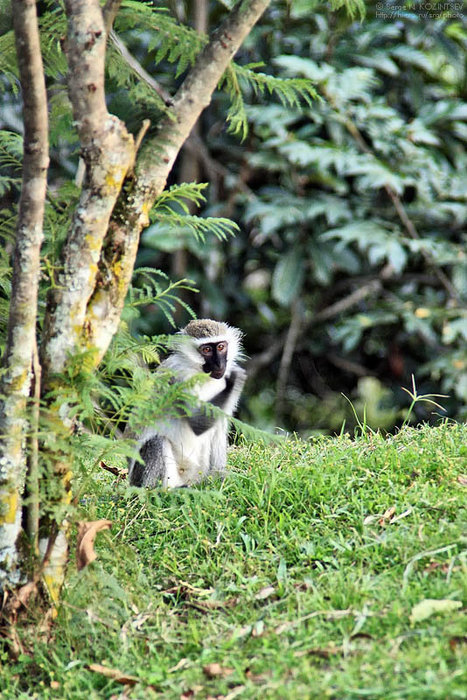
(128, 319, 246, 488)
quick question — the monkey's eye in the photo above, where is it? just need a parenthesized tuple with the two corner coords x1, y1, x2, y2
(201, 346, 212, 355)
(217, 342, 227, 353)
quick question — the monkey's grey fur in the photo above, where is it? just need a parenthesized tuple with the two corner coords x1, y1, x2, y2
(128, 319, 246, 488)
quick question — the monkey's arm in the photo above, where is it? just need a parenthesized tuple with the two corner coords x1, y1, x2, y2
(187, 368, 246, 436)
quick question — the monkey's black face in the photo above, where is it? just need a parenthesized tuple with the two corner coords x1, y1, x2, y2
(199, 341, 228, 379)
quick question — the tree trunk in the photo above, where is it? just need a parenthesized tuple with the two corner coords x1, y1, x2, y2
(40, 0, 135, 383)
(0, 0, 49, 590)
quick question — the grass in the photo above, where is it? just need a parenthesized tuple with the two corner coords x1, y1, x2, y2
(2, 422, 467, 699)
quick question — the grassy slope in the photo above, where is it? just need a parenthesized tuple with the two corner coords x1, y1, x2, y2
(2, 423, 467, 699)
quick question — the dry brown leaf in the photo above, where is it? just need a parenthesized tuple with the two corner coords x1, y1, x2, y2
(424, 560, 450, 574)
(252, 620, 265, 637)
(203, 663, 234, 679)
(180, 691, 195, 700)
(181, 686, 203, 699)
(9, 581, 37, 612)
(168, 658, 190, 673)
(457, 475, 467, 486)
(449, 636, 467, 650)
(390, 508, 412, 523)
(255, 585, 275, 600)
(100, 461, 128, 480)
(77, 520, 112, 570)
(378, 506, 396, 525)
(363, 514, 377, 525)
(232, 624, 252, 639)
(87, 663, 138, 685)
(187, 597, 238, 612)
(293, 644, 342, 658)
(245, 668, 270, 683)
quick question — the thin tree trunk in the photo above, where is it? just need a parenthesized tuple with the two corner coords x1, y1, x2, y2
(275, 300, 302, 425)
(0, 0, 49, 590)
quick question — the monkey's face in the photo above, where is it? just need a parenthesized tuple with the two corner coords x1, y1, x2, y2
(199, 341, 228, 379)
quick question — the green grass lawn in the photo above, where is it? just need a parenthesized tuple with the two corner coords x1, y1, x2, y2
(2, 423, 467, 699)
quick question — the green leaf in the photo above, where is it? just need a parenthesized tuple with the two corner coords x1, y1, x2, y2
(271, 246, 305, 307)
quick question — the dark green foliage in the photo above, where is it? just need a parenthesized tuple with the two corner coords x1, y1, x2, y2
(162, 0, 467, 433)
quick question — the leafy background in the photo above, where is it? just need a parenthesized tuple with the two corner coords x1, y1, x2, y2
(1, 0, 467, 437)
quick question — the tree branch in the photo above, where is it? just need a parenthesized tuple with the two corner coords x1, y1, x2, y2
(313, 280, 382, 323)
(246, 280, 383, 380)
(84, 0, 271, 366)
(41, 0, 135, 383)
(275, 299, 303, 424)
(109, 29, 173, 106)
(103, 0, 122, 35)
(0, 0, 49, 588)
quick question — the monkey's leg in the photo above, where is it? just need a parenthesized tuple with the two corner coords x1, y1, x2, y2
(131, 435, 180, 488)
(129, 436, 166, 487)
(130, 436, 189, 488)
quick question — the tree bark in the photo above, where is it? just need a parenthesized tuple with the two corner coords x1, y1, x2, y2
(0, 0, 49, 590)
(40, 0, 135, 385)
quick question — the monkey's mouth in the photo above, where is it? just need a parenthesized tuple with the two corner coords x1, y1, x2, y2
(210, 370, 225, 379)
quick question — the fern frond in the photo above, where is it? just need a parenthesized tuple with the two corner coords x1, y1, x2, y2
(152, 213, 239, 243)
(48, 91, 76, 148)
(229, 415, 285, 444)
(128, 269, 197, 326)
(108, 326, 170, 370)
(221, 64, 249, 140)
(222, 63, 318, 139)
(0, 207, 18, 243)
(330, 0, 366, 19)
(38, 8, 68, 79)
(0, 131, 23, 170)
(150, 183, 238, 242)
(0, 29, 18, 92)
(0, 176, 21, 196)
(153, 182, 208, 213)
(236, 63, 318, 107)
(116, 1, 206, 78)
(105, 43, 170, 115)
